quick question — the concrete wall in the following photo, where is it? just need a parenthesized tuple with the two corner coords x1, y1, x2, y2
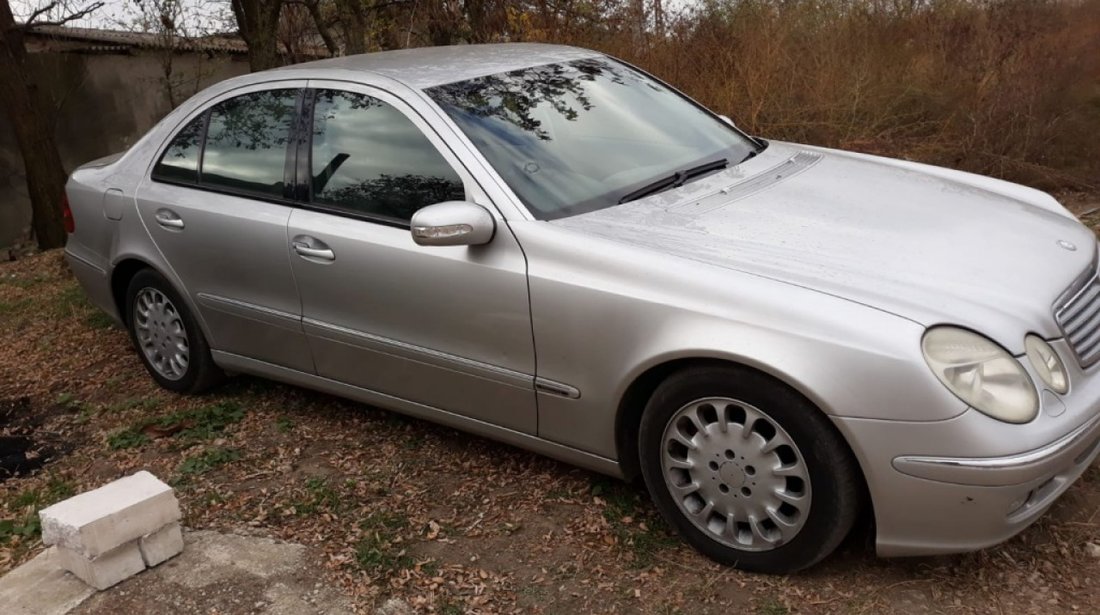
(0, 51, 249, 247)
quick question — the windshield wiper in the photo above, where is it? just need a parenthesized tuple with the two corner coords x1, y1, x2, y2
(617, 158, 728, 204)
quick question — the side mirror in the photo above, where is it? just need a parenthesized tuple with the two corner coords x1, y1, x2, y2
(411, 201, 496, 247)
(718, 114, 736, 127)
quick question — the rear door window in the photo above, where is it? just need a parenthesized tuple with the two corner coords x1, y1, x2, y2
(200, 89, 300, 197)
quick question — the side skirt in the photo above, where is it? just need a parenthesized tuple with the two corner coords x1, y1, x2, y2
(211, 350, 623, 478)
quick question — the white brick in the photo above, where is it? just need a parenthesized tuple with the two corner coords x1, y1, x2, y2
(40, 471, 180, 559)
(57, 542, 146, 591)
(138, 523, 183, 567)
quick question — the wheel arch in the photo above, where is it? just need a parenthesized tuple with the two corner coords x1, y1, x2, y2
(109, 257, 155, 326)
(108, 256, 210, 344)
(614, 355, 873, 532)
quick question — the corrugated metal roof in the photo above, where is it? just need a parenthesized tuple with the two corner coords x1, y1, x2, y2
(26, 25, 270, 55)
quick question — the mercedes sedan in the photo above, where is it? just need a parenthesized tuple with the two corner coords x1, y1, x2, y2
(63, 43, 1100, 573)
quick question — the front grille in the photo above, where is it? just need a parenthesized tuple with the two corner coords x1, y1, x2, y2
(1055, 269, 1100, 368)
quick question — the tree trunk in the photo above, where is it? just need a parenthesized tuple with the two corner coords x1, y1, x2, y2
(0, 1, 67, 249)
(303, 0, 339, 57)
(335, 0, 369, 55)
(231, 0, 285, 71)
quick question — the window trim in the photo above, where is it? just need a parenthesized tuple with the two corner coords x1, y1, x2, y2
(146, 78, 494, 229)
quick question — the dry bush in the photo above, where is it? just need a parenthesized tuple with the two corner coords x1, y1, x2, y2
(524, 0, 1100, 190)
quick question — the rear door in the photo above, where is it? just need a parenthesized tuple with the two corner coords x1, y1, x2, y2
(135, 82, 313, 373)
(286, 83, 537, 433)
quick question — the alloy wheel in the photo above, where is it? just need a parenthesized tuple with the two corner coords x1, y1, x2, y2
(133, 287, 190, 381)
(660, 397, 812, 551)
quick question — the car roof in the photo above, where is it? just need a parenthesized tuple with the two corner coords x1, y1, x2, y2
(272, 42, 603, 89)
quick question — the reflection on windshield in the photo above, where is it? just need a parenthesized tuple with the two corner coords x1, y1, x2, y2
(428, 58, 757, 219)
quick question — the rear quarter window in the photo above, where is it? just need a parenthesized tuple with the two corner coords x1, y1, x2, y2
(152, 114, 205, 183)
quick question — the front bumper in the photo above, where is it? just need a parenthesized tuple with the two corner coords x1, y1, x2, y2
(834, 386, 1100, 557)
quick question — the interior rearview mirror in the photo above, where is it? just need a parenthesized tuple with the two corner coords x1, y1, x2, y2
(411, 201, 496, 247)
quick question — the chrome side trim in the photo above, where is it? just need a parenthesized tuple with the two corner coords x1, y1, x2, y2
(893, 411, 1100, 486)
(535, 377, 581, 399)
(210, 350, 621, 477)
(195, 293, 302, 332)
(302, 317, 534, 390)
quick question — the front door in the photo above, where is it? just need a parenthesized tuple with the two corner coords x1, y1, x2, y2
(135, 83, 313, 373)
(287, 85, 537, 433)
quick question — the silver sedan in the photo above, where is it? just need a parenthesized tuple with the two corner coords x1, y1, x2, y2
(63, 43, 1100, 573)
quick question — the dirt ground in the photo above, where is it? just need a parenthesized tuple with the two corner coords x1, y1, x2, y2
(2, 196, 1100, 614)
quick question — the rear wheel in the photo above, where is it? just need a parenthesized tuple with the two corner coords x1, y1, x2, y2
(125, 269, 223, 394)
(639, 365, 859, 573)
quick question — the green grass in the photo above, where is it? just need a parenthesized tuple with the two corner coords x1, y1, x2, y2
(105, 398, 160, 414)
(354, 511, 413, 575)
(0, 477, 75, 546)
(756, 597, 790, 615)
(52, 285, 88, 317)
(275, 415, 294, 433)
(107, 429, 150, 450)
(84, 309, 116, 330)
(44, 282, 115, 329)
(292, 478, 343, 516)
(0, 297, 32, 317)
(591, 478, 678, 568)
(178, 447, 241, 476)
(55, 392, 96, 422)
(0, 273, 48, 289)
(106, 400, 245, 450)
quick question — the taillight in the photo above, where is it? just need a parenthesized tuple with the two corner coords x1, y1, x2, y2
(61, 194, 74, 233)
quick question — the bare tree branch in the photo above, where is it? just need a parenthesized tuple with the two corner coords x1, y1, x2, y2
(23, 1, 60, 26)
(17, 1, 106, 29)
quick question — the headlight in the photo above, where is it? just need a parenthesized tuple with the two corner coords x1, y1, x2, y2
(921, 327, 1038, 423)
(1024, 335, 1069, 394)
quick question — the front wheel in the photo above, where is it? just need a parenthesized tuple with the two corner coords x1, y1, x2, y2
(125, 269, 224, 394)
(638, 365, 860, 573)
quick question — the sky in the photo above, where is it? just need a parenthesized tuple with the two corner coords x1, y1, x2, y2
(11, 0, 695, 35)
(11, 0, 235, 34)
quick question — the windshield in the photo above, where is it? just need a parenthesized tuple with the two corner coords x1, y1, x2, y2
(427, 57, 760, 220)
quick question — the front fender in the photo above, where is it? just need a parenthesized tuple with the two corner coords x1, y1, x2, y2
(515, 221, 966, 461)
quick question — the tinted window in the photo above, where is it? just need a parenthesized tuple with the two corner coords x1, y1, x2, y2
(153, 114, 205, 183)
(309, 90, 464, 221)
(200, 89, 299, 197)
(427, 58, 759, 219)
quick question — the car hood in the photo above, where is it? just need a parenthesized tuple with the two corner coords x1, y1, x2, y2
(552, 142, 1095, 352)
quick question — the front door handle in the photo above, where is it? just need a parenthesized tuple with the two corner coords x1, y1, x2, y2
(291, 236, 335, 262)
(154, 208, 184, 230)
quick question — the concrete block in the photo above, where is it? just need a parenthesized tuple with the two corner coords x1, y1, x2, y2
(40, 470, 180, 559)
(56, 542, 146, 591)
(139, 523, 184, 566)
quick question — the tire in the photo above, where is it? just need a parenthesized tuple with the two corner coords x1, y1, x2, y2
(124, 269, 224, 394)
(638, 364, 860, 573)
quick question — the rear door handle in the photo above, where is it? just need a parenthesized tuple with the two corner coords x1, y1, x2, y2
(154, 208, 184, 230)
(291, 236, 335, 262)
